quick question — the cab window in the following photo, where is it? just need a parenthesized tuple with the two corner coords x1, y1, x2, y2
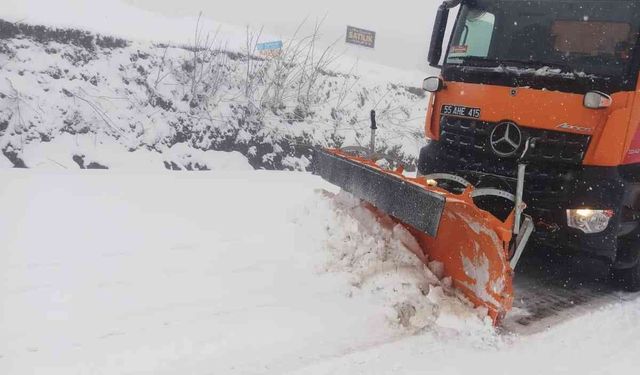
(447, 10, 496, 62)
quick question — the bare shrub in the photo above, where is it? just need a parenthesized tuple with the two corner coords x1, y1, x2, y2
(242, 26, 268, 108)
(294, 19, 341, 115)
(62, 87, 129, 139)
(151, 47, 173, 92)
(258, 19, 341, 118)
(185, 13, 229, 111)
(0, 78, 32, 135)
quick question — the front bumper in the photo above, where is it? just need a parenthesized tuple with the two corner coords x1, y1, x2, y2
(418, 141, 630, 263)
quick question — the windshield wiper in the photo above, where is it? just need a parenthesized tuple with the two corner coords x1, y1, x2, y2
(453, 56, 501, 67)
(496, 59, 574, 73)
(453, 56, 570, 70)
(452, 56, 576, 75)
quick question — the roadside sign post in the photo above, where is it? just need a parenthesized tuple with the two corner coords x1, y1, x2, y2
(346, 26, 376, 49)
(257, 41, 283, 58)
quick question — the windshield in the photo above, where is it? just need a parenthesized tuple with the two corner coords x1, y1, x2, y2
(444, 0, 640, 90)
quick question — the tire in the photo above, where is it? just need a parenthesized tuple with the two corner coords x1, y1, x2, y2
(611, 262, 640, 292)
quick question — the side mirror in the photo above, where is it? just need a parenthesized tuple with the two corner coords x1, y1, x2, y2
(428, 4, 451, 67)
(584, 91, 612, 109)
(423, 77, 445, 92)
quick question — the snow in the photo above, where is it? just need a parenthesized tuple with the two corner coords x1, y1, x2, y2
(1, 169, 640, 374)
(0, 21, 428, 171)
(17, 135, 253, 171)
(0, 154, 11, 168)
(287, 297, 640, 375)
(477, 65, 596, 80)
(2, 1, 640, 373)
(0, 170, 485, 374)
(164, 143, 253, 171)
(0, 0, 250, 54)
(303, 191, 492, 331)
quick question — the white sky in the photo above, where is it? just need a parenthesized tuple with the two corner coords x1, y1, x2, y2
(123, 0, 443, 70)
(0, 0, 443, 71)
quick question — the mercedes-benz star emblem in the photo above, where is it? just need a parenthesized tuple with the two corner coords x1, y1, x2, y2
(489, 122, 523, 157)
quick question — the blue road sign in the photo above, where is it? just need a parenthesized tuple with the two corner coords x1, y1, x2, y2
(257, 41, 283, 51)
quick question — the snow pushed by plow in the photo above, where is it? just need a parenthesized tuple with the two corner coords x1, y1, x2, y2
(298, 191, 497, 336)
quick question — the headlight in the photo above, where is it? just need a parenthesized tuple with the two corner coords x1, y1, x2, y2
(566, 209, 614, 234)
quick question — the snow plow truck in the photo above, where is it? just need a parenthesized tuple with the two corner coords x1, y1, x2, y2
(314, 0, 640, 324)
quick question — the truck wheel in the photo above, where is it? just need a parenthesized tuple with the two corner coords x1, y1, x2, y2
(611, 262, 640, 292)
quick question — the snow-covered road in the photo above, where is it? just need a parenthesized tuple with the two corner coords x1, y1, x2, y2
(1, 170, 640, 374)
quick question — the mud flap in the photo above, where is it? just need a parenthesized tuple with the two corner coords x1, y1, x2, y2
(313, 148, 515, 323)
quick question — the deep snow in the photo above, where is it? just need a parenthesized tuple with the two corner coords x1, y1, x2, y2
(0, 18, 428, 170)
(0, 169, 487, 374)
(2, 1, 640, 373)
(1, 169, 640, 374)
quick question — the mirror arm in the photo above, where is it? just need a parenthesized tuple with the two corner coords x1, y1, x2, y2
(428, 0, 461, 67)
(428, 4, 450, 67)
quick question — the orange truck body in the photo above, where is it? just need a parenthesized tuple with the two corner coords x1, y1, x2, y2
(420, 0, 640, 281)
(424, 83, 640, 167)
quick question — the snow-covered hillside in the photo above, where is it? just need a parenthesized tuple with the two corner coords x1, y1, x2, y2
(1, 169, 639, 374)
(0, 18, 428, 171)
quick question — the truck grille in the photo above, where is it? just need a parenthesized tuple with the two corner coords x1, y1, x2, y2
(438, 115, 591, 208)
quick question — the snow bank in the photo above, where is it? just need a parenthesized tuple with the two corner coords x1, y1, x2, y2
(18, 134, 253, 171)
(296, 191, 496, 334)
(0, 153, 12, 168)
(163, 143, 253, 171)
(0, 27, 426, 171)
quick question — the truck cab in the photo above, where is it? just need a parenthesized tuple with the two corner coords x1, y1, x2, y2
(420, 0, 640, 289)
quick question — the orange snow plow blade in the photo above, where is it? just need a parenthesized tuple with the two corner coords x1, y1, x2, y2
(408, 191, 514, 323)
(314, 148, 519, 323)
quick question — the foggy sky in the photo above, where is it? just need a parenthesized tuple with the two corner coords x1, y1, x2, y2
(124, 0, 442, 70)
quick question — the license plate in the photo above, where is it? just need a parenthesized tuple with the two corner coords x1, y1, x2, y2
(441, 105, 481, 119)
